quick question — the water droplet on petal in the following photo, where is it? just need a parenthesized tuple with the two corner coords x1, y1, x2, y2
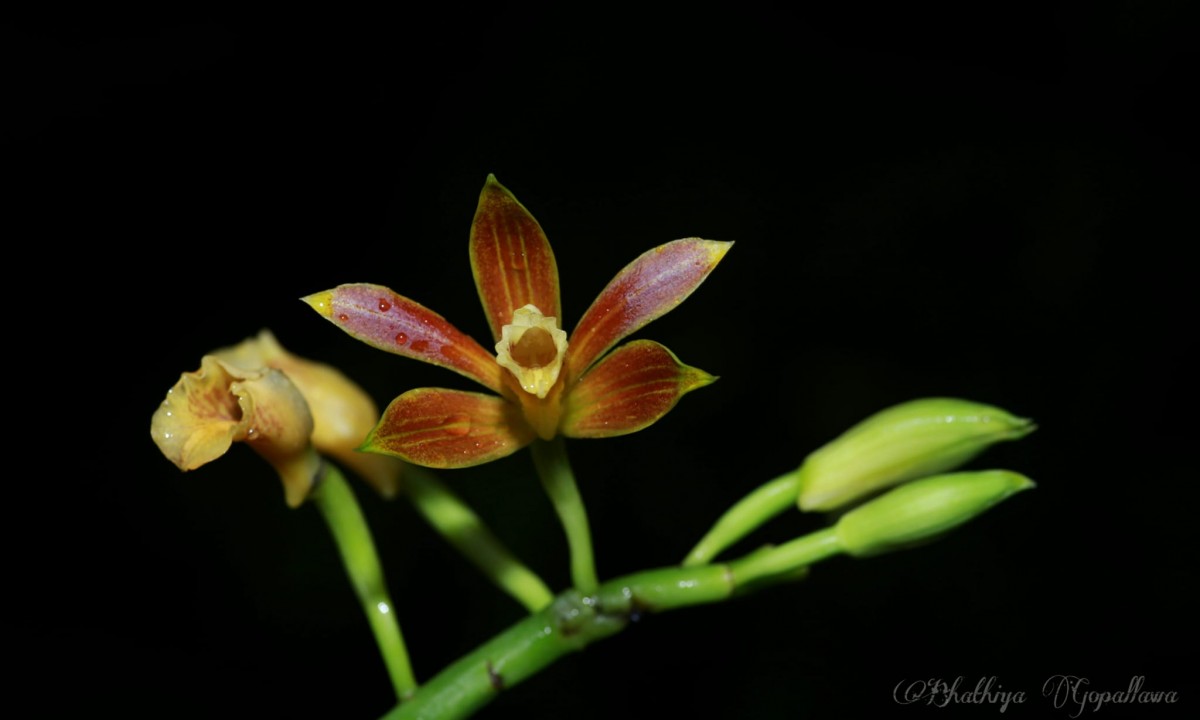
(338, 313, 349, 322)
(378, 299, 391, 312)
(410, 339, 429, 353)
(444, 413, 471, 436)
(394, 332, 408, 346)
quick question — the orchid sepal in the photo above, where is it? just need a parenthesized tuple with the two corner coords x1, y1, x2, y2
(303, 284, 505, 394)
(470, 174, 562, 342)
(566, 238, 732, 385)
(364, 387, 536, 469)
(560, 340, 716, 438)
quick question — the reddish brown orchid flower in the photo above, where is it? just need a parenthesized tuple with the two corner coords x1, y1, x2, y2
(304, 175, 730, 468)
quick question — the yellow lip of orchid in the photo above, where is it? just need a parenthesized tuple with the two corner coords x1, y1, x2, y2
(304, 174, 731, 469)
(494, 304, 570, 399)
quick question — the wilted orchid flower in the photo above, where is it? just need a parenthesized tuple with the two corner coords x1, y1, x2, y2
(153, 334, 419, 696)
(304, 175, 730, 468)
(151, 331, 405, 504)
(151, 354, 321, 507)
(212, 330, 403, 497)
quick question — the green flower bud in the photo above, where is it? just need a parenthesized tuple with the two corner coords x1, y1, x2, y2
(835, 470, 1034, 557)
(796, 398, 1034, 511)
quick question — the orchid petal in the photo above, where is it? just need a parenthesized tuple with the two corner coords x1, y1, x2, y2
(470, 175, 561, 341)
(303, 284, 505, 393)
(364, 388, 535, 468)
(560, 340, 716, 438)
(153, 356, 244, 472)
(565, 238, 731, 385)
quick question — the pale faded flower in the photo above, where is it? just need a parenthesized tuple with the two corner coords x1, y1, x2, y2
(152, 355, 320, 507)
(213, 330, 403, 497)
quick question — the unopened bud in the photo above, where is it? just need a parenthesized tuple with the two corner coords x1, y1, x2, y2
(835, 470, 1034, 557)
(797, 398, 1034, 511)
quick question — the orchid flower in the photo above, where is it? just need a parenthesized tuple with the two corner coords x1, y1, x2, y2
(151, 333, 417, 697)
(151, 330, 405, 503)
(212, 329, 404, 497)
(304, 175, 730, 469)
(151, 352, 321, 507)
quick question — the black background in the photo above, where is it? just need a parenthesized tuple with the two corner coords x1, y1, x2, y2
(12, 7, 1195, 718)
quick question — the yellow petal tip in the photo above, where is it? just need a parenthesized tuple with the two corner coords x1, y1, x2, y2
(706, 239, 734, 264)
(301, 290, 335, 319)
(481, 173, 513, 199)
(683, 366, 718, 393)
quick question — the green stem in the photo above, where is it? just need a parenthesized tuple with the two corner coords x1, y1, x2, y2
(312, 463, 418, 700)
(530, 438, 597, 593)
(726, 528, 840, 587)
(405, 466, 555, 612)
(382, 528, 847, 720)
(683, 468, 801, 566)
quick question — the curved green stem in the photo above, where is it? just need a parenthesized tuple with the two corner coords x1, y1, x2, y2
(405, 466, 555, 612)
(382, 527, 847, 720)
(683, 468, 801, 566)
(312, 463, 418, 700)
(726, 527, 840, 587)
(530, 438, 597, 593)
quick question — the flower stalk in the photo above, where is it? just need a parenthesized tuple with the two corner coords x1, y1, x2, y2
(724, 527, 841, 582)
(683, 468, 802, 566)
(382, 467, 1033, 719)
(380, 531, 839, 720)
(381, 563, 739, 720)
(311, 462, 418, 701)
(530, 438, 597, 593)
(404, 466, 555, 612)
